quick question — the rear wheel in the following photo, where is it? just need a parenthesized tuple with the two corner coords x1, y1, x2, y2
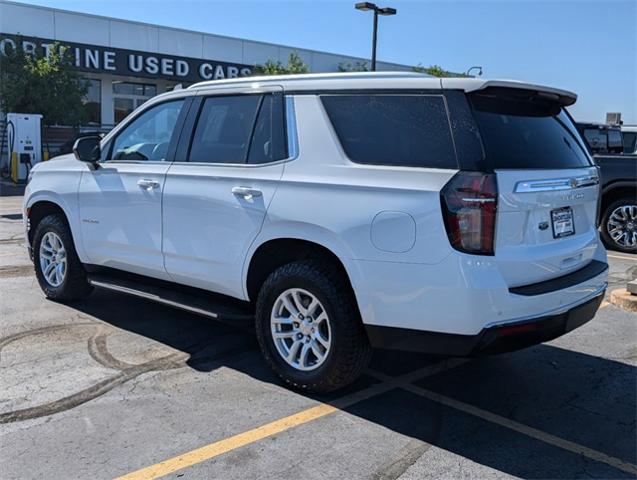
(33, 214, 93, 301)
(255, 260, 371, 392)
(601, 199, 637, 254)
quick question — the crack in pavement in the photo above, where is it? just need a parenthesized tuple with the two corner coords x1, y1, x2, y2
(0, 323, 253, 424)
(371, 438, 432, 480)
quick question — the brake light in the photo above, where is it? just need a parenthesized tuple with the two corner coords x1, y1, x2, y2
(440, 171, 498, 255)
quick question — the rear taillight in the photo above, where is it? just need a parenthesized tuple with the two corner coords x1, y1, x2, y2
(440, 171, 498, 255)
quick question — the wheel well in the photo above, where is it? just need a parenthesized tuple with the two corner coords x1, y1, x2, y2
(246, 239, 354, 303)
(601, 185, 637, 215)
(27, 201, 68, 246)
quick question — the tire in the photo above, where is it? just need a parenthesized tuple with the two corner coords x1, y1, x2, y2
(600, 198, 637, 254)
(32, 214, 93, 301)
(255, 260, 372, 393)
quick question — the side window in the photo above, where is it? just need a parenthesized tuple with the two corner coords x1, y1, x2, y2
(189, 95, 261, 164)
(584, 129, 606, 152)
(111, 100, 184, 161)
(247, 94, 287, 164)
(321, 94, 457, 169)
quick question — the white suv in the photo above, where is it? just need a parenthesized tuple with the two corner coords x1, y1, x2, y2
(24, 72, 608, 392)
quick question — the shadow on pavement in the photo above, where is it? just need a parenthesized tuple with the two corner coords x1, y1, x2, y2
(71, 288, 636, 479)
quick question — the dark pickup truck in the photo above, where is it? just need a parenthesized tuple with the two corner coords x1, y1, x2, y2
(594, 153, 636, 253)
(578, 124, 637, 253)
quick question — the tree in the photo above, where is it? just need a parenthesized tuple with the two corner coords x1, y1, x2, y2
(0, 38, 89, 126)
(254, 52, 309, 75)
(338, 61, 369, 72)
(412, 64, 464, 78)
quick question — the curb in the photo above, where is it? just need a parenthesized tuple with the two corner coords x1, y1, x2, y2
(609, 288, 637, 313)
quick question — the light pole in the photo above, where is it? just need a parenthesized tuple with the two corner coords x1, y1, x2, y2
(355, 2, 397, 71)
(465, 66, 483, 77)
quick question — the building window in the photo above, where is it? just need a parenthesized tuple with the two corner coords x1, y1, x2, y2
(83, 78, 101, 124)
(113, 82, 156, 96)
(112, 81, 157, 123)
(114, 98, 136, 124)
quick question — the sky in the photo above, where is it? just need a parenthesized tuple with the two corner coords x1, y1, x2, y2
(14, 0, 637, 123)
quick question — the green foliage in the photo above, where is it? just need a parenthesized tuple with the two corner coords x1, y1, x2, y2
(412, 64, 465, 78)
(254, 52, 310, 75)
(0, 38, 89, 126)
(338, 61, 370, 72)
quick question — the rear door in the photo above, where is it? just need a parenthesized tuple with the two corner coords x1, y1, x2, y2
(467, 88, 600, 287)
(162, 86, 287, 298)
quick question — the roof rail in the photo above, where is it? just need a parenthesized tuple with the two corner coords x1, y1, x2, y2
(188, 71, 428, 90)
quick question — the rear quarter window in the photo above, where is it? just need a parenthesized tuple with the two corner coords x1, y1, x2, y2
(321, 94, 458, 169)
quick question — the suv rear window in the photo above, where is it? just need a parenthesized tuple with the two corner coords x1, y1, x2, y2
(469, 90, 591, 170)
(321, 94, 457, 169)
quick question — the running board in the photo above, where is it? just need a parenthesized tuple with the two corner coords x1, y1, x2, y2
(86, 269, 254, 324)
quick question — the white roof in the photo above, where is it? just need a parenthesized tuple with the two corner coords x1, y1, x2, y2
(188, 72, 577, 104)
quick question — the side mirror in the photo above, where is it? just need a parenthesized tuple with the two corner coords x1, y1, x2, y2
(73, 136, 101, 165)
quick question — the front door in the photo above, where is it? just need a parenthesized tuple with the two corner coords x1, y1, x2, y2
(79, 98, 187, 279)
(162, 89, 288, 298)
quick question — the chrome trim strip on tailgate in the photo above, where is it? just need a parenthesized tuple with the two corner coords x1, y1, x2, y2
(514, 174, 599, 193)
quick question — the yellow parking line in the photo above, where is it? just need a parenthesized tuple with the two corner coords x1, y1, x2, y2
(115, 403, 338, 480)
(118, 349, 636, 480)
(600, 300, 610, 308)
(115, 359, 466, 480)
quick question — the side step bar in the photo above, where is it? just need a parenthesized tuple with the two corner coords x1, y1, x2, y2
(86, 268, 254, 324)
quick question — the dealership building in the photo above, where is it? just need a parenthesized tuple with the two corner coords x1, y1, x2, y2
(0, 0, 411, 127)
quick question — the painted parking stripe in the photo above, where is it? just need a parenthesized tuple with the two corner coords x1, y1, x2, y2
(607, 253, 637, 261)
(115, 359, 466, 480)
(367, 369, 637, 476)
(115, 403, 339, 480)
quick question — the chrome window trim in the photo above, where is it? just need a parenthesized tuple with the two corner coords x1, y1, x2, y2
(514, 174, 599, 193)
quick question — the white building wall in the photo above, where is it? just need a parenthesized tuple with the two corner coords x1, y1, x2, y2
(0, 0, 416, 125)
(0, 0, 410, 72)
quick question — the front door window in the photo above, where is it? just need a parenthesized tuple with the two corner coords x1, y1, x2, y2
(111, 100, 184, 161)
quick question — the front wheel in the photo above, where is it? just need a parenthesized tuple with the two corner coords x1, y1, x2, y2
(600, 199, 637, 254)
(32, 214, 93, 301)
(255, 260, 372, 393)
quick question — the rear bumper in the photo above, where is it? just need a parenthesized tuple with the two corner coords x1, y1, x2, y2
(365, 290, 605, 356)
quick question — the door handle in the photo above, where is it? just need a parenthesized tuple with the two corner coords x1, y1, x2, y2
(232, 186, 262, 199)
(137, 179, 160, 190)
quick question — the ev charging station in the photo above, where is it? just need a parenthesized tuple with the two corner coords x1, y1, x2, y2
(4, 113, 43, 183)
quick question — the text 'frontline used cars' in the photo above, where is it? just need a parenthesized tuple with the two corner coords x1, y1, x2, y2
(24, 72, 608, 392)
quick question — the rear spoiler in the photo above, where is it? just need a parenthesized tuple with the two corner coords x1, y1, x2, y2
(441, 79, 577, 106)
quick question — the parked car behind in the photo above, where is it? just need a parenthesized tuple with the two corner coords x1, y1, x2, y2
(24, 73, 608, 391)
(576, 122, 636, 253)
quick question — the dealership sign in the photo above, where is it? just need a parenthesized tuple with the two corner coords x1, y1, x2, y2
(0, 34, 253, 82)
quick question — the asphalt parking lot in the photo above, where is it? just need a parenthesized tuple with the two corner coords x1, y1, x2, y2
(1, 195, 636, 480)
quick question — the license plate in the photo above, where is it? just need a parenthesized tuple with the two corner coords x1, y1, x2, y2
(551, 207, 575, 238)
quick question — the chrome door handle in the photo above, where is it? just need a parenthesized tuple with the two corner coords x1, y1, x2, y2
(232, 186, 262, 199)
(137, 179, 160, 190)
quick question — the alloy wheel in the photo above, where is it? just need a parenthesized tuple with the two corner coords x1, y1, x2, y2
(39, 232, 67, 287)
(270, 288, 332, 371)
(607, 204, 637, 249)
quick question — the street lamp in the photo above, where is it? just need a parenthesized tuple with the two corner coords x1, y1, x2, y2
(355, 2, 397, 71)
(465, 66, 483, 77)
